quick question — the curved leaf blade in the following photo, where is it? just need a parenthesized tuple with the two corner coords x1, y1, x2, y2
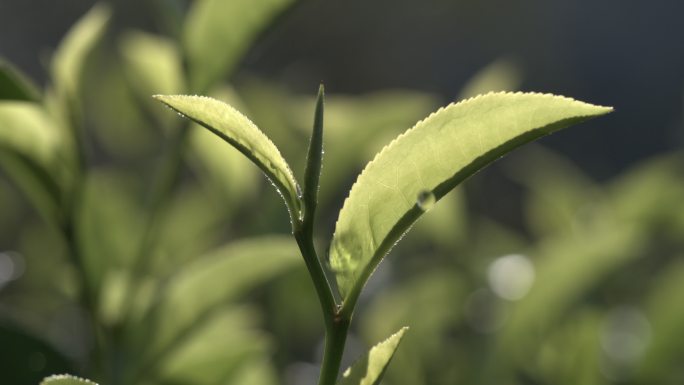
(154, 95, 301, 220)
(41, 374, 98, 385)
(51, 4, 110, 99)
(330, 92, 612, 302)
(337, 327, 408, 385)
(183, 0, 294, 93)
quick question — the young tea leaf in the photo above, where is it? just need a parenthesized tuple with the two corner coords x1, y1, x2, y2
(154, 95, 302, 222)
(41, 374, 98, 385)
(302, 84, 325, 225)
(183, 0, 294, 92)
(330, 92, 612, 306)
(337, 327, 408, 385)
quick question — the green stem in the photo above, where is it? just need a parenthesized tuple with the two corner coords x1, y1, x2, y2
(294, 231, 337, 324)
(294, 229, 349, 385)
(318, 314, 350, 385)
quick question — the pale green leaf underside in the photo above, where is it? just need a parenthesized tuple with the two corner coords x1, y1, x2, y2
(330, 92, 612, 299)
(41, 374, 98, 385)
(154, 95, 301, 219)
(183, 0, 294, 93)
(337, 327, 408, 385)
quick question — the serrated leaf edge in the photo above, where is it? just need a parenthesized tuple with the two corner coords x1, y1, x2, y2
(41, 374, 98, 385)
(153, 94, 302, 219)
(331, 91, 612, 302)
(339, 326, 409, 384)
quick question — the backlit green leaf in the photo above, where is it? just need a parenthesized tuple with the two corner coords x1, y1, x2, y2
(139, 236, 299, 362)
(0, 102, 64, 222)
(154, 94, 302, 222)
(330, 92, 612, 303)
(153, 307, 272, 385)
(337, 327, 408, 385)
(183, 0, 294, 92)
(41, 374, 98, 385)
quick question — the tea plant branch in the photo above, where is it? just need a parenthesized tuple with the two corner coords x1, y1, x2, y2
(294, 84, 350, 385)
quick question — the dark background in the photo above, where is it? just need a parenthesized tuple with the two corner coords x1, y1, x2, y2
(1, 0, 682, 180)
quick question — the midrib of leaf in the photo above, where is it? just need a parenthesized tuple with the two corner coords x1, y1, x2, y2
(330, 92, 612, 310)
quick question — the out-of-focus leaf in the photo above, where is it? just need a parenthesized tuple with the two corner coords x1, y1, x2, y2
(609, 152, 684, 239)
(0, 59, 40, 101)
(138, 236, 300, 361)
(533, 309, 605, 385)
(330, 92, 612, 303)
(119, 30, 185, 128)
(0, 150, 62, 225)
(40, 374, 97, 385)
(496, 224, 644, 361)
(227, 357, 280, 385)
(120, 31, 184, 97)
(0, 102, 62, 166)
(81, 51, 157, 158)
(337, 327, 408, 385)
(505, 145, 603, 237)
(458, 58, 522, 99)
(0, 102, 65, 222)
(51, 4, 110, 100)
(186, 88, 259, 210)
(154, 95, 302, 221)
(636, 260, 684, 383)
(183, 0, 294, 92)
(152, 307, 271, 385)
(361, 271, 467, 385)
(151, 185, 225, 272)
(76, 170, 143, 287)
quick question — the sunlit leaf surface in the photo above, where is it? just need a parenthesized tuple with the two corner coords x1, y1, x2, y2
(154, 95, 302, 220)
(330, 92, 612, 301)
(337, 327, 408, 385)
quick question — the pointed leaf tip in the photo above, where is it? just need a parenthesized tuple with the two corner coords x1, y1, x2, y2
(302, 84, 326, 220)
(337, 327, 409, 385)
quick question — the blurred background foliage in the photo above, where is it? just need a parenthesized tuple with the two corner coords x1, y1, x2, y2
(0, 1, 682, 385)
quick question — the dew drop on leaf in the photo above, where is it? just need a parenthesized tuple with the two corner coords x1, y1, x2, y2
(416, 190, 436, 212)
